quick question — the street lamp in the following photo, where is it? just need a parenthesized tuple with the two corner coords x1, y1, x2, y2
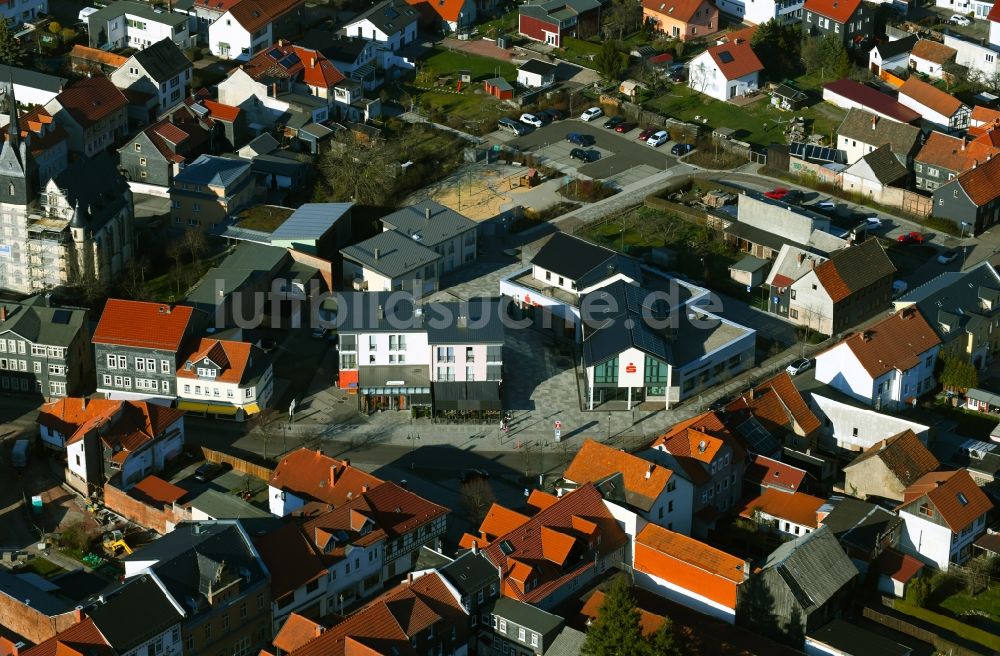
(961, 222, 970, 239)
(607, 412, 612, 441)
(407, 433, 421, 469)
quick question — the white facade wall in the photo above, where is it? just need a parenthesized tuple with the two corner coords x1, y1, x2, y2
(2, 0, 46, 26)
(271, 577, 328, 635)
(762, 511, 816, 538)
(326, 541, 383, 610)
(6, 80, 60, 107)
(633, 569, 736, 623)
(747, 0, 803, 24)
(430, 343, 496, 381)
(67, 438, 86, 481)
(943, 34, 1000, 81)
(103, 12, 189, 50)
(991, 19, 1000, 48)
(815, 341, 875, 402)
(899, 510, 953, 569)
(268, 485, 305, 516)
(689, 53, 759, 101)
(909, 54, 947, 79)
(208, 14, 265, 61)
(789, 269, 835, 335)
(175, 365, 273, 409)
(343, 19, 417, 51)
(808, 392, 931, 451)
(361, 331, 430, 366)
(869, 49, 910, 75)
(897, 94, 953, 130)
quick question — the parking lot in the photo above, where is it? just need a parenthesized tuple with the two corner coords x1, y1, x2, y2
(492, 117, 681, 184)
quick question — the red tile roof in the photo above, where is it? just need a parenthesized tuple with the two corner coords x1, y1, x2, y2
(636, 523, 747, 583)
(823, 79, 921, 124)
(844, 430, 939, 487)
(92, 299, 195, 351)
(739, 488, 825, 528)
(726, 371, 821, 436)
(804, 0, 861, 23)
(294, 47, 346, 88)
(130, 475, 188, 506)
(270, 449, 383, 509)
(718, 24, 757, 44)
(909, 39, 956, 65)
(21, 619, 114, 656)
(745, 454, 808, 494)
(53, 77, 128, 128)
(178, 339, 261, 385)
(254, 524, 326, 601)
(900, 469, 993, 532)
(826, 308, 941, 379)
(651, 411, 743, 484)
(286, 572, 464, 656)
(404, 0, 468, 23)
(703, 40, 763, 80)
(525, 489, 559, 514)
(563, 439, 674, 511)
(69, 44, 128, 68)
(229, 0, 303, 32)
(201, 99, 242, 122)
(479, 484, 628, 604)
(873, 547, 925, 584)
(915, 130, 1000, 174)
(899, 76, 963, 117)
(971, 105, 1000, 126)
(194, 0, 242, 10)
(955, 153, 1000, 206)
(811, 239, 895, 303)
(642, 0, 711, 23)
(990, 1, 1000, 21)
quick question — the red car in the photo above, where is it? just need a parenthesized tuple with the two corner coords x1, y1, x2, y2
(897, 231, 925, 244)
(764, 187, 789, 200)
(638, 127, 660, 141)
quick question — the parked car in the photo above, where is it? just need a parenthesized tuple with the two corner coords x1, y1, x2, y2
(897, 231, 925, 244)
(498, 117, 529, 136)
(603, 115, 625, 129)
(638, 126, 660, 141)
(544, 108, 566, 120)
(782, 189, 804, 204)
(615, 121, 637, 133)
(647, 130, 669, 147)
(813, 200, 837, 213)
(764, 187, 789, 200)
(520, 113, 544, 128)
(459, 469, 490, 483)
(949, 13, 971, 25)
(786, 358, 812, 376)
(580, 107, 603, 121)
(194, 462, 230, 482)
(570, 147, 600, 162)
(937, 249, 959, 264)
(671, 143, 693, 156)
(566, 132, 595, 146)
(864, 216, 883, 230)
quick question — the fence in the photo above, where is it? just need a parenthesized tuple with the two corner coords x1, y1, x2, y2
(862, 606, 982, 656)
(197, 445, 274, 481)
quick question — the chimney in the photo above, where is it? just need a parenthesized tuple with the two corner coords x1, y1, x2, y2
(645, 464, 654, 480)
(73, 606, 84, 622)
(271, 82, 277, 97)
(962, 139, 967, 151)
(471, 542, 478, 555)
(0, 306, 5, 322)
(374, 247, 380, 260)
(698, 440, 707, 453)
(797, 252, 805, 265)
(361, 484, 369, 493)
(377, 304, 384, 320)
(329, 465, 337, 487)
(407, 572, 414, 584)
(44, 292, 52, 307)
(748, 386, 755, 400)
(862, 330, 874, 342)
(425, 207, 432, 221)
(871, 115, 877, 130)
(311, 56, 316, 68)
(343, 458, 350, 467)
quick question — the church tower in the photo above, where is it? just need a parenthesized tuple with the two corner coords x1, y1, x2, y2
(0, 79, 33, 206)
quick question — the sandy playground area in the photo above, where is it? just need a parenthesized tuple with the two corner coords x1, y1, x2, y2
(408, 162, 548, 221)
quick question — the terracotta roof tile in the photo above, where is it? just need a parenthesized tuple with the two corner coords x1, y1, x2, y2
(739, 488, 825, 527)
(635, 523, 746, 583)
(254, 524, 326, 601)
(642, 0, 711, 23)
(178, 339, 262, 385)
(991, 1, 1000, 21)
(955, 153, 1000, 206)
(92, 299, 194, 351)
(525, 489, 559, 513)
(827, 308, 941, 378)
(812, 238, 895, 302)
(650, 411, 743, 484)
(971, 105, 1000, 126)
(404, 0, 468, 23)
(704, 40, 763, 80)
(873, 547, 925, 583)
(899, 76, 963, 117)
(229, 0, 303, 32)
(293, 47, 345, 88)
(745, 454, 808, 493)
(201, 99, 241, 122)
(476, 503, 530, 541)
(563, 439, 674, 512)
(130, 475, 188, 506)
(910, 39, 957, 65)
(53, 77, 127, 128)
(718, 24, 757, 44)
(844, 430, 939, 486)
(21, 619, 114, 656)
(69, 44, 128, 68)
(804, 0, 861, 23)
(269, 448, 383, 508)
(727, 371, 822, 436)
(916, 131, 1000, 173)
(900, 469, 993, 532)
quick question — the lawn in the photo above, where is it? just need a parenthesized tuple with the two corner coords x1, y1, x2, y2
(894, 599, 1000, 653)
(25, 557, 65, 578)
(556, 37, 602, 68)
(235, 205, 295, 231)
(938, 583, 1000, 621)
(645, 84, 846, 147)
(422, 47, 516, 82)
(932, 401, 1000, 437)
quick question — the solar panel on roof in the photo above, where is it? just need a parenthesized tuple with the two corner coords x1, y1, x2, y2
(52, 310, 71, 324)
(279, 53, 300, 68)
(737, 418, 774, 454)
(267, 48, 284, 60)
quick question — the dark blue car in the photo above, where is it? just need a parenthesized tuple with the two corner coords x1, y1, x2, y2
(566, 132, 595, 146)
(671, 143, 694, 156)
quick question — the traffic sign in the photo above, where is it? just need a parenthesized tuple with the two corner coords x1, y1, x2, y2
(554, 420, 562, 430)
(554, 429, 562, 442)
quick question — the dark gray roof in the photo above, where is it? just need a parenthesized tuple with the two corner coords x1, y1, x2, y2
(0, 569, 72, 616)
(439, 551, 498, 596)
(807, 619, 912, 656)
(348, 0, 419, 36)
(299, 31, 370, 60)
(581, 281, 672, 366)
(174, 154, 251, 187)
(86, 576, 182, 651)
(415, 545, 453, 571)
(897, 261, 1000, 344)
(819, 496, 903, 556)
(272, 203, 352, 240)
(242, 132, 279, 155)
(380, 200, 476, 248)
(762, 525, 858, 611)
(185, 242, 288, 310)
(187, 489, 272, 520)
(132, 38, 191, 83)
(730, 254, 768, 273)
(336, 291, 422, 333)
(492, 597, 565, 634)
(531, 232, 640, 288)
(822, 238, 896, 295)
(52, 152, 131, 234)
(836, 108, 921, 156)
(546, 627, 587, 656)
(0, 64, 66, 93)
(122, 522, 267, 613)
(358, 364, 429, 387)
(520, 0, 601, 21)
(518, 58, 557, 75)
(341, 229, 440, 278)
(425, 298, 505, 344)
(872, 35, 919, 60)
(857, 144, 909, 185)
(88, 0, 188, 27)
(0, 295, 86, 347)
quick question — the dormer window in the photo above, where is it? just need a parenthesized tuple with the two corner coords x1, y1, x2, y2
(919, 503, 934, 517)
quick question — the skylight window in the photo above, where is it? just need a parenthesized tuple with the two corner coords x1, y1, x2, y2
(957, 492, 969, 506)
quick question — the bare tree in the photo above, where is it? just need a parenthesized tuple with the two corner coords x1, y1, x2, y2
(119, 256, 150, 299)
(182, 229, 209, 262)
(251, 408, 284, 461)
(318, 132, 399, 206)
(460, 478, 496, 526)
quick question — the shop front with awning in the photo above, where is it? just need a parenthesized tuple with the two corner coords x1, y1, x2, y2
(359, 365, 431, 413)
(432, 381, 502, 422)
(176, 401, 257, 420)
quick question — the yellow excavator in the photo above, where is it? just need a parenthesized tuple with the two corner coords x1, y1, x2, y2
(101, 530, 133, 556)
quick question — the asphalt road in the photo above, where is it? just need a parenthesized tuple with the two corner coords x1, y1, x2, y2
(508, 118, 677, 179)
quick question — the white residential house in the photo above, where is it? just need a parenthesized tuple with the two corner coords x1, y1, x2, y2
(908, 39, 957, 80)
(991, 4, 1000, 47)
(175, 339, 273, 421)
(688, 40, 763, 102)
(807, 391, 932, 452)
(714, 0, 803, 25)
(341, 0, 420, 69)
(267, 448, 383, 517)
(898, 76, 971, 132)
(1, 0, 46, 27)
(739, 489, 825, 538)
(897, 469, 993, 569)
(943, 33, 1000, 83)
(208, 0, 305, 61)
(86, 1, 191, 51)
(814, 308, 941, 411)
(0, 65, 66, 108)
(835, 107, 921, 166)
(110, 39, 193, 118)
(517, 59, 557, 88)
(936, 0, 994, 19)
(868, 35, 917, 76)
